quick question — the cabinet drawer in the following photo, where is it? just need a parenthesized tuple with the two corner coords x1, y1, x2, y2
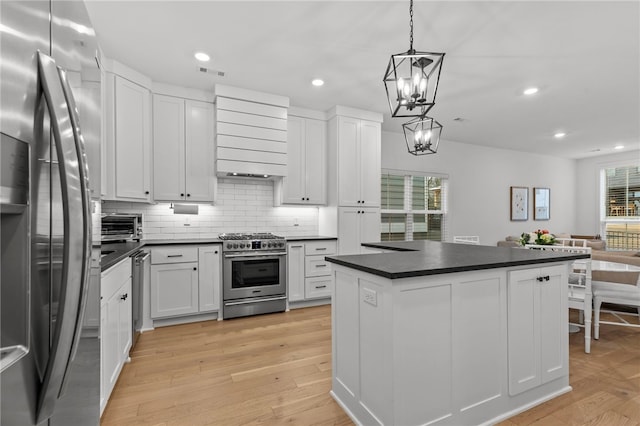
(151, 246, 198, 264)
(304, 240, 336, 256)
(101, 257, 131, 300)
(305, 277, 332, 299)
(305, 255, 332, 277)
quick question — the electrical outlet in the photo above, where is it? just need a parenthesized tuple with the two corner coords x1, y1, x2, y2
(293, 217, 299, 227)
(184, 216, 191, 226)
(362, 288, 377, 306)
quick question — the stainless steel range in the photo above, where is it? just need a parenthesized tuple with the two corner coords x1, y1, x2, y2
(219, 233, 287, 319)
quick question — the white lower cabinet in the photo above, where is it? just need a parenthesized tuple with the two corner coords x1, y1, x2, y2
(100, 257, 132, 416)
(149, 244, 221, 319)
(337, 207, 380, 255)
(508, 265, 567, 395)
(287, 240, 336, 303)
(150, 262, 199, 318)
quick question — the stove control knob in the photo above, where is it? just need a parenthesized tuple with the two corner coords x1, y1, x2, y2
(226, 243, 232, 249)
(278, 241, 284, 247)
(233, 243, 238, 249)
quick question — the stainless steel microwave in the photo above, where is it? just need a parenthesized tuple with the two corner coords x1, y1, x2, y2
(101, 213, 142, 241)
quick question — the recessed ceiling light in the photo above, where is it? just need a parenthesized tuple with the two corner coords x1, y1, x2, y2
(194, 52, 210, 62)
(523, 87, 539, 95)
(311, 79, 324, 87)
(614, 145, 624, 150)
(554, 132, 566, 139)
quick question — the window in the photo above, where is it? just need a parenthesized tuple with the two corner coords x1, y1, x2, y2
(380, 171, 447, 241)
(601, 165, 640, 250)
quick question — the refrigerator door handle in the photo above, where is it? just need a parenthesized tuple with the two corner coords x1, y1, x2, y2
(35, 51, 92, 424)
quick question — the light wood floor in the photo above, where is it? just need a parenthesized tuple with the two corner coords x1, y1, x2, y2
(101, 306, 640, 425)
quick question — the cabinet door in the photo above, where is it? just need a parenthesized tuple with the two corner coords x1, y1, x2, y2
(103, 286, 122, 401)
(198, 246, 221, 312)
(150, 263, 199, 318)
(337, 208, 361, 255)
(287, 243, 305, 302)
(282, 116, 306, 204)
(359, 208, 381, 251)
(359, 120, 381, 207)
(539, 265, 567, 384)
(508, 268, 541, 395)
(99, 299, 109, 414)
(114, 76, 151, 201)
(185, 100, 214, 202)
(118, 278, 133, 362)
(337, 116, 361, 206)
(305, 118, 326, 204)
(153, 94, 185, 201)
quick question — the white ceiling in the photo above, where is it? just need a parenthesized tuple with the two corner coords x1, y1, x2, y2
(85, 1, 640, 160)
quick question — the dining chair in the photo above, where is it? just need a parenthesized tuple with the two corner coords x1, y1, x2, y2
(525, 244, 592, 353)
(592, 274, 640, 340)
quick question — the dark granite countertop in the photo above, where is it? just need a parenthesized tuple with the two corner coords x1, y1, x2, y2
(100, 241, 145, 271)
(100, 236, 334, 272)
(325, 240, 590, 279)
(285, 235, 337, 242)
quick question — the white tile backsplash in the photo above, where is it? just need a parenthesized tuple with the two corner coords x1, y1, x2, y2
(102, 178, 319, 239)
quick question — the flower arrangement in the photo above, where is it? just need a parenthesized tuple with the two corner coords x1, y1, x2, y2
(519, 229, 556, 246)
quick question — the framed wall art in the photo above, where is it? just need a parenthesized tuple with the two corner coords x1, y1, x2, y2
(510, 186, 528, 221)
(534, 187, 550, 220)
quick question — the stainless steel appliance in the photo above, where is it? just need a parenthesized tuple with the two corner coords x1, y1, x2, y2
(130, 250, 150, 349)
(1, 1, 101, 424)
(220, 233, 287, 319)
(101, 213, 143, 242)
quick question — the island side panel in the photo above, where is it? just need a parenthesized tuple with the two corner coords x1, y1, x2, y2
(452, 274, 507, 418)
(392, 278, 454, 425)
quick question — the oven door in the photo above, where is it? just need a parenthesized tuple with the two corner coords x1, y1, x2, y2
(223, 252, 286, 300)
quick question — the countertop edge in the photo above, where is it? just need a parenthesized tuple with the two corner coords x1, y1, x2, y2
(326, 253, 590, 279)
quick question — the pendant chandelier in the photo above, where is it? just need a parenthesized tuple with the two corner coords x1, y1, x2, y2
(383, 0, 445, 118)
(402, 116, 443, 155)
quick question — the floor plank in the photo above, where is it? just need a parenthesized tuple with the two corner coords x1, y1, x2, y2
(102, 306, 640, 425)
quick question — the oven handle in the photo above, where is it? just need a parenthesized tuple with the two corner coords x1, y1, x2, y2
(224, 252, 286, 259)
(224, 296, 287, 306)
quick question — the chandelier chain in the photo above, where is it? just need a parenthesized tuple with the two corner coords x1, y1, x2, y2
(409, 0, 414, 51)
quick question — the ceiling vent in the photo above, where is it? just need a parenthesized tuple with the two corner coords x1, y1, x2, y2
(197, 66, 225, 77)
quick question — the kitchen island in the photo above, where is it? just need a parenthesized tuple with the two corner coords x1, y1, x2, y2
(325, 241, 589, 426)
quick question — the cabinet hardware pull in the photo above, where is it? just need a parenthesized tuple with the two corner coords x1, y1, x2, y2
(544, 275, 550, 281)
(315, 285, 327, 289)
(167, 254, 183, 258)
(145, 191, 150, 195)
(187, 194, 191, 197)
(214, 251, 218, 254)
(120, 294, 128, 300)
(315, 248, 327, 251)
(301, 197, 305, 201)
(306, 197, 309, 201)
(181, 193, 184, 197)
(536, 277, 544, 282)
(316, 264, 327, 268)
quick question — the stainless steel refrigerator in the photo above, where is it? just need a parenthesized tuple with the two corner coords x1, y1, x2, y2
(1, 1, 101, 424)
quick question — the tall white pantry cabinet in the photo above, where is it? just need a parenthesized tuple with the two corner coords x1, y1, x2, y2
(320, 106, 383, 255)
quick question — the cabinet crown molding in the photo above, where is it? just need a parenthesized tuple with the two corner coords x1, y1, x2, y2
(327, 105, 383, 123)
(214, 84, 289, 108)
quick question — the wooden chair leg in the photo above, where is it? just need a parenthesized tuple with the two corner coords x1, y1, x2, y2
(594, 298, 602, 340)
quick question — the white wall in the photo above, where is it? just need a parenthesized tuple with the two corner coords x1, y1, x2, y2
(381, 130, 577, 246)
(103, 178, 319, 239)
(575, 150, 640, 235)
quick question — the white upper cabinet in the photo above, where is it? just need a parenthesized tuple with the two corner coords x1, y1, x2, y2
(279, 115, 326, 205)
(334, 114, 381, 207)
(103, 73, 152, 202)
(153, 94, 214, 202)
